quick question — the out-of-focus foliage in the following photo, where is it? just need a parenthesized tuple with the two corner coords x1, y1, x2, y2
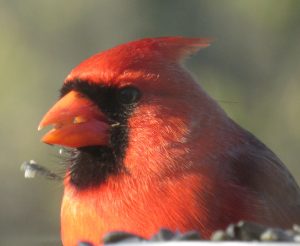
(0, 0, 299, 245)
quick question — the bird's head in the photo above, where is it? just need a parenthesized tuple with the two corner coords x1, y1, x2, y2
(38, 37, 217, 189)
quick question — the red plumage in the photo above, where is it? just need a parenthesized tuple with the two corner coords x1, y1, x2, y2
(39, 37, 300, 246)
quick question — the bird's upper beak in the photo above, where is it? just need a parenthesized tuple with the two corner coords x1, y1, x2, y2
(38, 91, 110, 148)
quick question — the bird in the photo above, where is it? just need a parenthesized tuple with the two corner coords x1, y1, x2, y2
(38, 37, 300, 246)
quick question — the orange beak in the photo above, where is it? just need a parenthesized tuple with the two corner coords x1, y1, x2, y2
(38, 91, 110, 148)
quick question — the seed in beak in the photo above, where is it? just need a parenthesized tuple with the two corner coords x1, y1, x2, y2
(73, 116, 87, 124)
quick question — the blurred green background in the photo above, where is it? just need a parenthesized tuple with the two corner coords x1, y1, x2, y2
(0, 0, 299, 245)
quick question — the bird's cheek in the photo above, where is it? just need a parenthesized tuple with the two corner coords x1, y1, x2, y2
(38, 91, 110, 148)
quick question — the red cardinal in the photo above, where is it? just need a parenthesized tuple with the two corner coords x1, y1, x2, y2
(38, 37, 300, 246)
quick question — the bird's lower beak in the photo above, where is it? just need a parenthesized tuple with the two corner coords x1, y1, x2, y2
(38, 91, 110, 148)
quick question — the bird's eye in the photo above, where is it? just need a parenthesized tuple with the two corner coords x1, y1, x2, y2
(117, 86, 141, 104)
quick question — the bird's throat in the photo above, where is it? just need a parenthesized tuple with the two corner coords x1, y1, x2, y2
(66, 146, 120, 189)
